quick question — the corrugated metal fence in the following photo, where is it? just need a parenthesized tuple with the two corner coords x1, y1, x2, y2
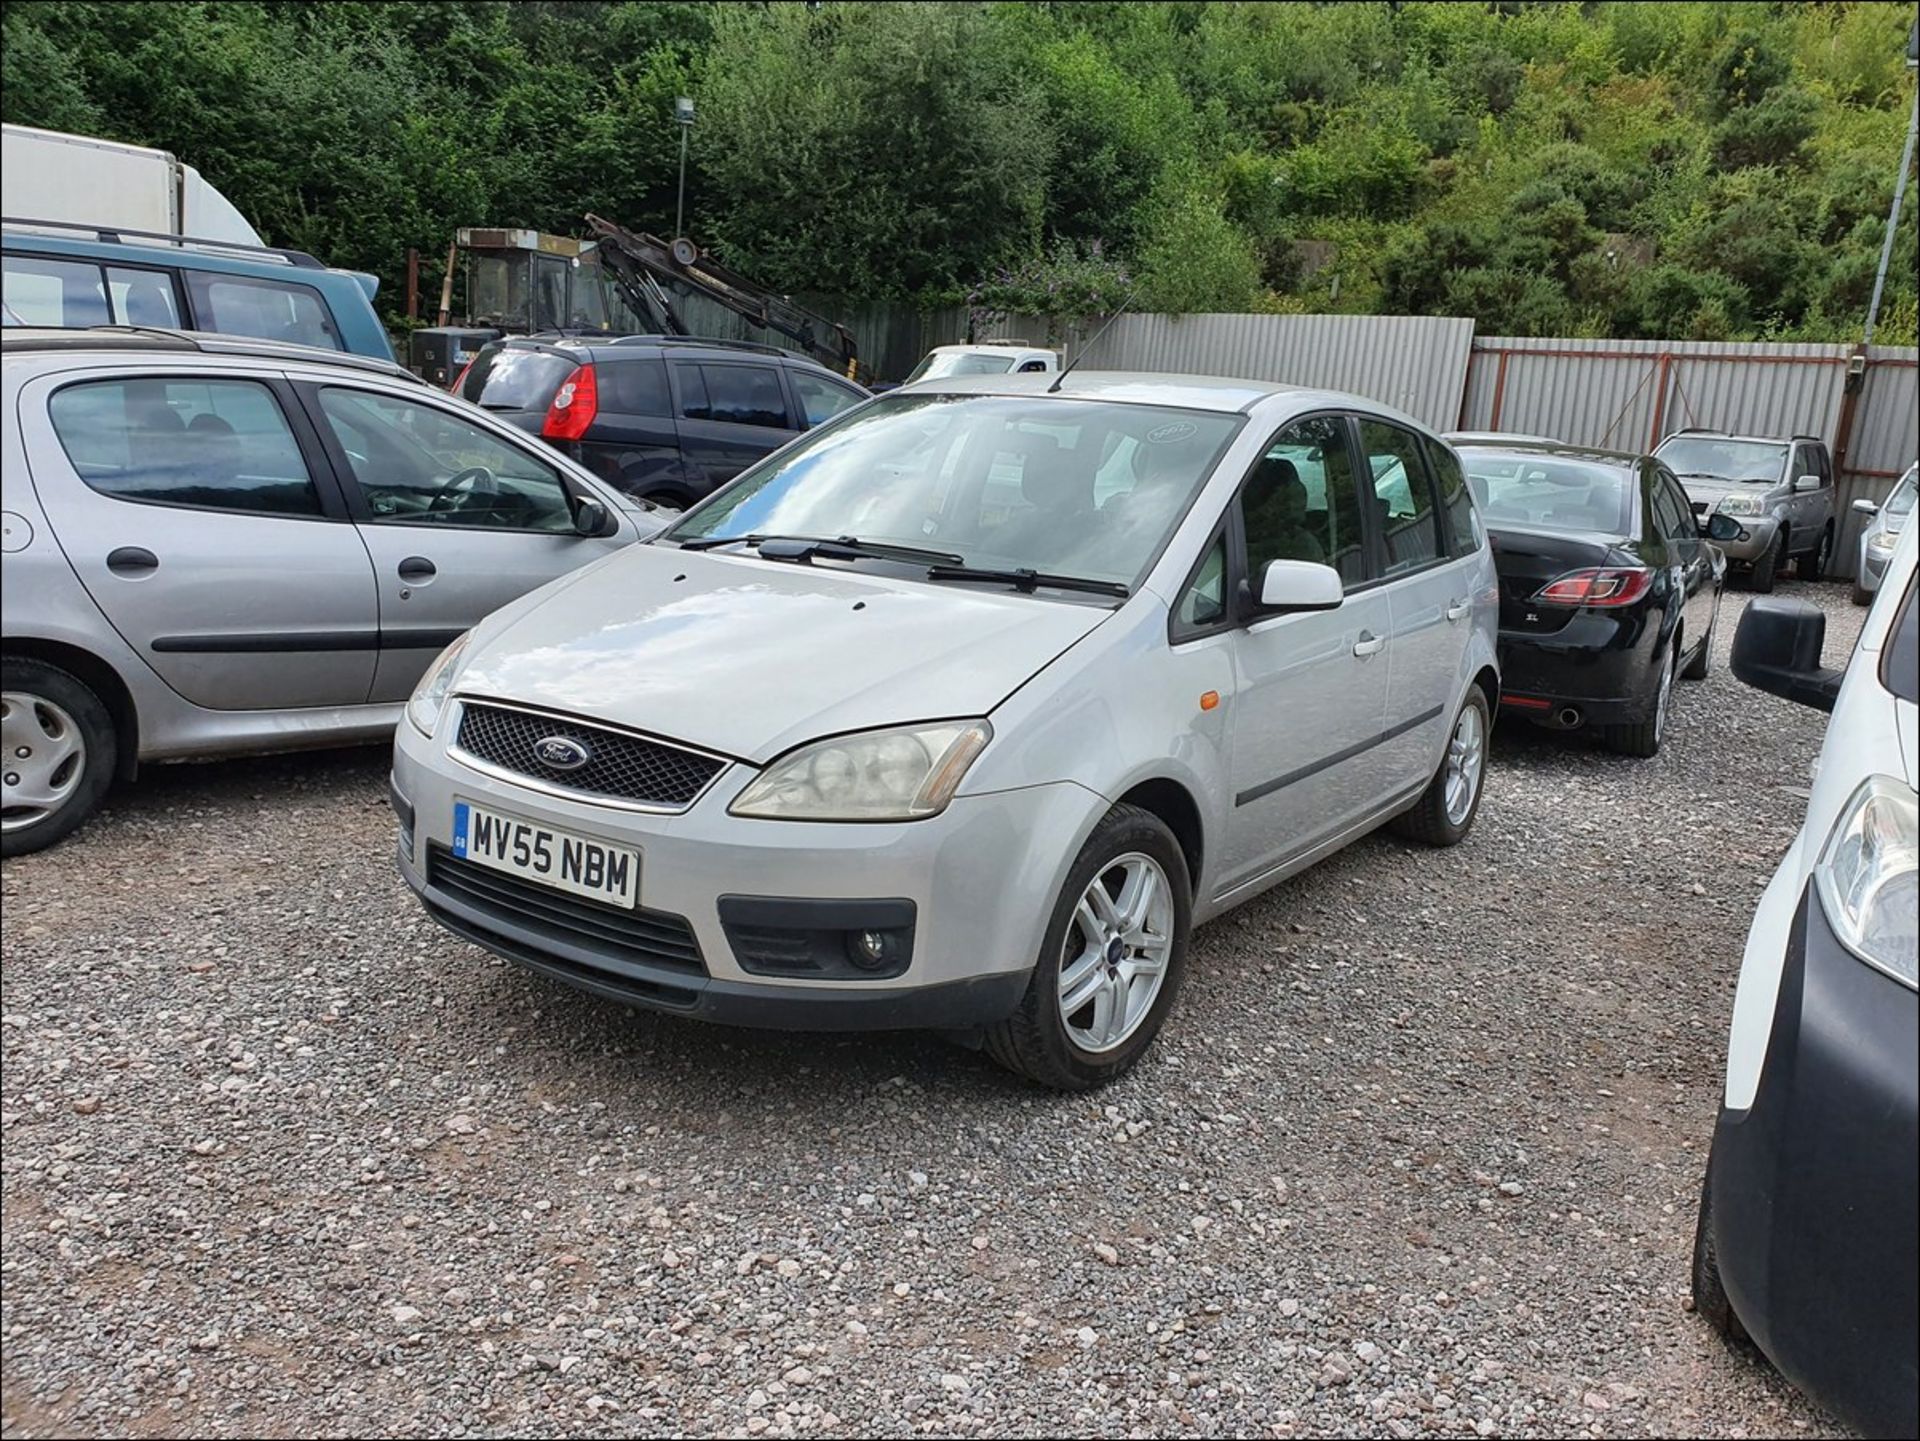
(1073, 313, 1475, 433)
(1458, 337, 1919, 575)
(661, 289, 1916, 577)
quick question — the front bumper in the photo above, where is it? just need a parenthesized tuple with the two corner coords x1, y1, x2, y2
(1708, 885, 1918, 1440)
(1857, 537, 1897, 593)
(1702, 513, 1781, 565)
(391, 713, 1102, 1030)
(1494, 610, 1662, 725)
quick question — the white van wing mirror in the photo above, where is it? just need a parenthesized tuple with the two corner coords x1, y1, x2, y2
(1256, 560, 1344, 614)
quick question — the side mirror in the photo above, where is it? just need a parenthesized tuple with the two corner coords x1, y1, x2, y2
(1703, 513, 1741, 541)
(1852, 497, 1880, 516)
(1730, 597, 1842, 712)
(1252, 559, 1344, 615)
(1793, 474, 1821, 493)
(573, 497, 611, 537)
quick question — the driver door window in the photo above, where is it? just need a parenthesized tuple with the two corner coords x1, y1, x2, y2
(315, 387, 576, 532)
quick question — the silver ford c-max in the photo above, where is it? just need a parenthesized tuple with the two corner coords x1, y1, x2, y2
(393, 373, 1500, 1087)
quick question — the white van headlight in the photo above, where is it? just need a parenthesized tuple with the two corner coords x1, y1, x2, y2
(731, 721, 992, 821)
(1814, 775, 1918, 987)
(406, 633, 472, 738)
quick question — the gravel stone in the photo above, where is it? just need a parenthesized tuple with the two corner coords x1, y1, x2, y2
(0, 585, 1859, 1437)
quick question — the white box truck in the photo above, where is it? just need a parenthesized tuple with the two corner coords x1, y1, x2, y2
(1, 123, 263, 246)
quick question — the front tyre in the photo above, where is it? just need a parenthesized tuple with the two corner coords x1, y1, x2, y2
(1749, 534, 1783, 594)
(984, 804, 1191, 1090)
(1682, 602, 1716, 680)
(1390, 684, 1489, 847)
(1796, 524, 1832, 581)
(1, 659, 116, 857)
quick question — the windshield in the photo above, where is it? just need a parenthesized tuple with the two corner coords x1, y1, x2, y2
(1458, 450, 1634, 534)
(459, 345, 577, 409)
(1885, 467, 1917, 517)
(905, 351, 1018, 382)
(1655, 437, 1786, 485)
(663, 393, 1241, 590)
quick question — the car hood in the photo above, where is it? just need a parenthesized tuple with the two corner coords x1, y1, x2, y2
(1675, 477, 1774, 507)
(453, 548, 1110, 762)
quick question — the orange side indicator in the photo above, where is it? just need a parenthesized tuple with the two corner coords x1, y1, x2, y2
(1199, 690, 1220, 711)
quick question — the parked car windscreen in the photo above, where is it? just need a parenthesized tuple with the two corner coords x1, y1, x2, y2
(664, 393, 1241, 588)
(460, 344, 576, 410)
(904, 351, 1017, 382)
(1884, 467, 1917, 517)
(1457, 449, 1633, 534)
(1656, 437, 1786, 484)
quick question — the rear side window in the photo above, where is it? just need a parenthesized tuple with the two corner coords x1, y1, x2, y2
(602, 355, 670, 415)
(1422, 439, 1482, 558)
(185, 272, 342, 351)
(3, 254, 110, 327)
(461, 346, 577, 410)
(682, 364, 788, 428)
(2, 255, 185, 329)
(790, 369, 862, 427)
(47, 377, 321, 517)
(1359, 419, 1444, 576)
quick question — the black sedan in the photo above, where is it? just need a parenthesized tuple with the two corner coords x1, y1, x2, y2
(1456, 441, 1728, 757)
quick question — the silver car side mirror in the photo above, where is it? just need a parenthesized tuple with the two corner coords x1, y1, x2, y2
(1793, 474, 1822, 493)
(1852, 497, 1880, 515)
(1256, 560, 1344, 614)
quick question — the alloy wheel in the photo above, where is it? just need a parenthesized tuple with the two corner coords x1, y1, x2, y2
(0, 692, 88, 833)
(1057, 852, 1174, 1053)
(1443, 703, 1485, 826)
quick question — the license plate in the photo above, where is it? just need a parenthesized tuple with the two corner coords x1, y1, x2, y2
(451, 801, 639, 908)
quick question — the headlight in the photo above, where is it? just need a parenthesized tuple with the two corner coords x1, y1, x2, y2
(1866, 529, 1898, 555)
(406, 632, 471, 737)
(730, 721, 992, 820)
(1814, 775, 1918, 988)
(1716, 493, 1768, 516)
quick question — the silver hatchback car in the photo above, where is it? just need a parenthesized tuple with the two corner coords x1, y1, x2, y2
(1, 328, 668, 855)
(393, 374, 1500, 1087)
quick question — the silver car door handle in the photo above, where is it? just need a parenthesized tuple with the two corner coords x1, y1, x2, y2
(1445, 599, 1471, 622)
(1352, 631, 1386, 657)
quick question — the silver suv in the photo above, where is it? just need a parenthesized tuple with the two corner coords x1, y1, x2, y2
(1654, 429, 1836, 593)
(2, 327, 668, 855)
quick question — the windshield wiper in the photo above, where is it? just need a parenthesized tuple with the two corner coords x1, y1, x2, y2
(676, 533, 966, 565)
(924, 564, 1130, 599)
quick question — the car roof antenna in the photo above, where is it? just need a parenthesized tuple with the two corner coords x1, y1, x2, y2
(1047, 290, 1137, 394)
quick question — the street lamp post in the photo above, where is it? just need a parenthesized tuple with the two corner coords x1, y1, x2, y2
(1863, 22, 1920, 346)
(674, 96, 695, 242)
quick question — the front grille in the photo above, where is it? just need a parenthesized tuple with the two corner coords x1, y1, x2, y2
(455, 702, 724, 808)
(1691, 500, 1709, 515)
(429, 845, 706, 977)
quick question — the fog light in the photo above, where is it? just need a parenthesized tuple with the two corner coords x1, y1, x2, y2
(845, 928, 904, 971)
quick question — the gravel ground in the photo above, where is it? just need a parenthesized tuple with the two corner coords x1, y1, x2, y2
(1, 581, 1869, 1440)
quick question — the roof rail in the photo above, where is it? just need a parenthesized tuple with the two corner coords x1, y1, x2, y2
(1790, 433, 1825, 443)
(606, 334, 800, 359)
(0, 216, 326, 269)
(2, 324, 420, 381)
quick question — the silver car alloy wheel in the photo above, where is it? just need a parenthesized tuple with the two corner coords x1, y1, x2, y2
(1, 691, 87, 833)
(1653, 646, 1677, 746)
(1443, 702, 1485, 826)
(1057, 851, 1174, 1054)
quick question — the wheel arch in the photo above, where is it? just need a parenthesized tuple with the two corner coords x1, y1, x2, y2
(1116, 776, 1204, 894)
(3, 638, 139, 782)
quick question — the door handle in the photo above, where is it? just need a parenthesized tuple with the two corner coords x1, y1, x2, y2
(106, 546, 158, 575)
(1445, 599, 1471, 622)
(397, 555, 437, 582)
(1352, 630, 1386, 658)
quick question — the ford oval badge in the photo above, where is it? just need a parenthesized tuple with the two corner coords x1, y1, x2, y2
(533, 735, 590, 771)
